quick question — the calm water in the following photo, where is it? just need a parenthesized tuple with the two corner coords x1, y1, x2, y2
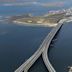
(0, 22, 51, 72)
(0, 2, 53, 72)
(0, 0, 72, 72)
(0, 6, 64, 16)
(49, 22, 72, 72)
(0, 0, 72, 16)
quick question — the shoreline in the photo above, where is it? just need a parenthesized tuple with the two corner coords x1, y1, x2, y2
(13, 20, 57, 27)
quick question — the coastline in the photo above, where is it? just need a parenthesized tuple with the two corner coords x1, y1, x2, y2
(13, 20, 58, 27)
(9, 12, 66, 28)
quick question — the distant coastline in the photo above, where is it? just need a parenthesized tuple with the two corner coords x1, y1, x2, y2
(8, 7, 72, 27)
(9, 13, 65, 27)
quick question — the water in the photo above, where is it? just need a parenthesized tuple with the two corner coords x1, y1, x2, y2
(49, 22, 72, 72)
(0, 0, 72, 16)
(0, 22, 51, 72)
(29, 56, 48, 72)
(0, 5, 63, 16)
(0, 2, 53, 72)
(0, 0, 72, 72)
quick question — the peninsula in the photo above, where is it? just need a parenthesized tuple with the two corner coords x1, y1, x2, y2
(9, 8, 72, 27)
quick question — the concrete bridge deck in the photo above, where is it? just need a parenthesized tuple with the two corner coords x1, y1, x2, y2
(14, 18, 68, 72)
(42, 19, 67, 72)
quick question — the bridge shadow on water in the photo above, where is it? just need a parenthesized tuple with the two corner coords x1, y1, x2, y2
(28, 55, 49, 72)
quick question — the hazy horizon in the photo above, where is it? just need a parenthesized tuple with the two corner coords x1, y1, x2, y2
(0, 0, 72, 2)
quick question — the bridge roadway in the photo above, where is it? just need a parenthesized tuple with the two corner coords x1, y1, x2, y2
(15, 18, 68, 72)
(42, 19, 67, 72)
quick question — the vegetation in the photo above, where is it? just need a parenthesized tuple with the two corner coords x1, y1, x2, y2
(11, 13, 66, 24)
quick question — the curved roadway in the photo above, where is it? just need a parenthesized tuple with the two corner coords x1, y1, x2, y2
(42, 19, 67, 72)
(15, 18, 68, 72)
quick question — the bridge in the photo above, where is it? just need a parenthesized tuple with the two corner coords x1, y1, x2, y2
(14, 18, 68, 72)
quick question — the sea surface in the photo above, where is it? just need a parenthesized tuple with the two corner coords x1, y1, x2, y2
(0, 22, 51, 72)
(49, 22, 72, 72)
(0, 0, 72, 72)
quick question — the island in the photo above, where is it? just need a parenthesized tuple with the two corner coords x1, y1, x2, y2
(9, 8, 72, 27)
